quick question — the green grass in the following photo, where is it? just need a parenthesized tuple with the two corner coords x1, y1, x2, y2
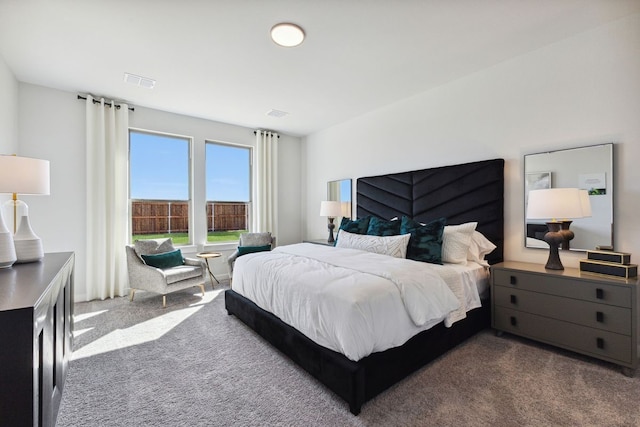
(207, 230, 247, 242)
(132, 230, 247, 245)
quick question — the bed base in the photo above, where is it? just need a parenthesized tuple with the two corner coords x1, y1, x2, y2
(225, 289, 490, 415)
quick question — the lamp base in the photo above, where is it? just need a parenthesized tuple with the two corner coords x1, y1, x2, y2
(327, 218, 336, 244)
(544, 222, 565, 270)
(0, 232, 17, 268)
(14, 215, 44, 263)
(559, 220, 574, 251)
(14, 239, 44, 263)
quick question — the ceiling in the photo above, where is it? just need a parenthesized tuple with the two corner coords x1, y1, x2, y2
(1, 1, 639, 137)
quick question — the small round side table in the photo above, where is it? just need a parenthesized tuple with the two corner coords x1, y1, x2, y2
(196, 252, 221, 288)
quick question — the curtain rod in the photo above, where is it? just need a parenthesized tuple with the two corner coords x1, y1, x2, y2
(253, 130, 280, 138)
(77, 95, 134, 112)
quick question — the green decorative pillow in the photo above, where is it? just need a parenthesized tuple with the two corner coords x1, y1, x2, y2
(141, 249, 185, 269)
(339, 216, 371, 235)
(367, 216, 401, 236)
(401, 216, 447, 264)
(237, 245, 271, 257)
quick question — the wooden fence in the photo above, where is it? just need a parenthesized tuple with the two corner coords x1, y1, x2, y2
(131, 200, 248, 235)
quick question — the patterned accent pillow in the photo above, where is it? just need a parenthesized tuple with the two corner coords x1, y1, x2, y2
(339, 216, 371, 235)
(442, 222, 477, 264)
(134, 238, 175, 258)
(401, 216, 447, 264)
(141, 249, 184, 268)
(335, 230, 411, 259)
(367, 216, 401, 236)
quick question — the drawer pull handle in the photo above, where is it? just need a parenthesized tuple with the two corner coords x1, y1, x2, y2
(596, 338, 604, 349)
(510, 316, 517, 326)
(596, 311, 604, 323)
(596, 288, 604, 299)
(510, 275, 517, 285)
(510, 295, 517, 304)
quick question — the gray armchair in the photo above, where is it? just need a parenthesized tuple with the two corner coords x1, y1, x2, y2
(227, 232, 276, 279)
(126, 238, 207, 308)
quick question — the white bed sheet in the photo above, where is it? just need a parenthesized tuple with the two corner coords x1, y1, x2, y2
(232, 243, 489, 361)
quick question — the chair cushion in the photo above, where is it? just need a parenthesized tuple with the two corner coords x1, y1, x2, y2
(134, 238, 175, 257)
(239, 232, 273, 247)
(141, 249, 184, 269)
(163, 264, 203, 284)
(237, 245, 271, 257)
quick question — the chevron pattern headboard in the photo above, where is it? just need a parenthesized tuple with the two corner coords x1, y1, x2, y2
(356, 159, 504, 265)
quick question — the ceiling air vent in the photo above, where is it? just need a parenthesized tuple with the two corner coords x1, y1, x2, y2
(123, 72, 156, 89)
(266, 109, 289, 118)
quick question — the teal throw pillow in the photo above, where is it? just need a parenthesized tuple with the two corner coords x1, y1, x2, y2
(237, 245, 271, 257)
(141, 249, 185, 269)
(401, 216, 447, 264)
(367, 216, 401, 236)
(339, 216, 371, 235)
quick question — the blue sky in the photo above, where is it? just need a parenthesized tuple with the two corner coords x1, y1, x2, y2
(130, 131, 250, 201)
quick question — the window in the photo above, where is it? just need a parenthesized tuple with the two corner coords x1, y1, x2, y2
(205, 142, 251, 243)
(129, 130, 191, 245)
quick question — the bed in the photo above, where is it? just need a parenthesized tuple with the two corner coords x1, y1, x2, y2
(225, 158, 504, 414)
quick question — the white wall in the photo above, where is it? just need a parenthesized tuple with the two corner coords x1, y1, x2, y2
(0, 54, 18, 206)
(303, 14, 640, 269)
(18, 84, 302, 301)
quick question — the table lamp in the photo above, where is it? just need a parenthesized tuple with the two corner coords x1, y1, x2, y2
(526, 188, 591, 270)
(320, 201, 342, 244)
(0, 208, 16, 268)
(0, 155, 50, 263)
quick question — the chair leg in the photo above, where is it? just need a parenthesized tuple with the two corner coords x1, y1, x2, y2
(162, 295, 166, 308)
(199, 284, 205, 296)
(129, 289, 136, 302)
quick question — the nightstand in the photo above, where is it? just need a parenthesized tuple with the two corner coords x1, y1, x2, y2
(303, 239, 335, 246)
(491, 261, 639, 376)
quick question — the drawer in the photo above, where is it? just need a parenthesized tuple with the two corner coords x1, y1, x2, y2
(493, 269, 631, 308)
(493, 307, 632, 364)
(493, 286, 632, 335)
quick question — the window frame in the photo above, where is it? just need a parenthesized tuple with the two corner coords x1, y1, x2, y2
(128, 128, 194, 246)
(204, 140, 253, 244)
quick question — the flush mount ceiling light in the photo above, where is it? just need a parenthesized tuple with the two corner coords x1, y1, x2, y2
(270, 23, 305, 47)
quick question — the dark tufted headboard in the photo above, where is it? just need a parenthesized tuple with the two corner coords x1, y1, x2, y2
(356, 159, 504, 265)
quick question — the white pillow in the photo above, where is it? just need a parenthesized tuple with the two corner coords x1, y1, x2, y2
(442, 222, 477, 264)
(467, 231, 497, 267)
(336, 230, 411, 259)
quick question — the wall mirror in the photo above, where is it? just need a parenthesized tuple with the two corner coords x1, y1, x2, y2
(524, 143, 614, 251)
(327, 179, 352, 219)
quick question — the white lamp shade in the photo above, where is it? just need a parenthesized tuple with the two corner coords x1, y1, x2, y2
(0, 155, 50, 195)
(527, 188, 589, 220)
(579, 189, 592, 217)
(320, 201, 342, 217)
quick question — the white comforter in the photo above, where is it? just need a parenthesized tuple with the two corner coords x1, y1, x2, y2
(232, 243, 485, 361)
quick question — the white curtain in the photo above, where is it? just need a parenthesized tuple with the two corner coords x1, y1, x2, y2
(252, 130, 278, 239)
(85, 95, 130, 300)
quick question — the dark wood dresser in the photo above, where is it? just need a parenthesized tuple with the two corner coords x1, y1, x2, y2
(0, 252, 75, 427)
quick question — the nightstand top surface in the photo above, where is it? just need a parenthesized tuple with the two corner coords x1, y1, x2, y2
(493, 261, 639, 286)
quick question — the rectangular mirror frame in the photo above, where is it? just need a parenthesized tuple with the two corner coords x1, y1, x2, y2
(524, 143, 614, 252)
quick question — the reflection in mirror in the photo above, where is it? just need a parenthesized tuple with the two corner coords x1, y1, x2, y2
(327, 179, 352, 219)
(524, 143, 613, 251)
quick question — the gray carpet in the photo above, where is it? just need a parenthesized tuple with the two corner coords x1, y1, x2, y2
(57, 283, 640, 426)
